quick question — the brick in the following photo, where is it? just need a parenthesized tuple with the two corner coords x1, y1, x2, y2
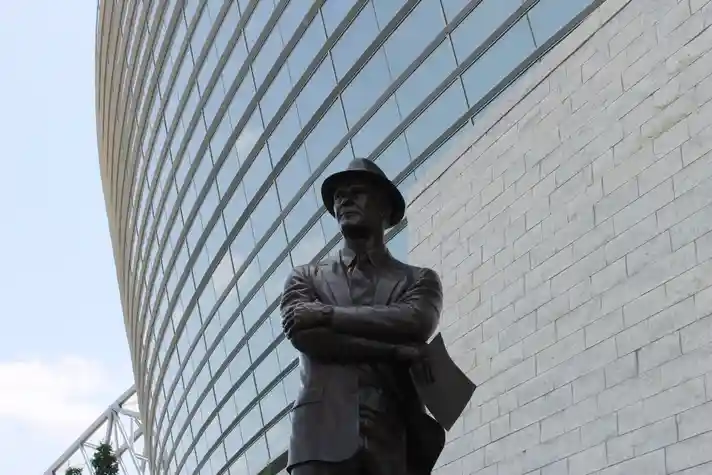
(659, 344, 712, 393)
(617, 377, 706, 434)
(511, 385, 573, 433)
(605, 214, 658, 263)
(491, 414, 511, 441)
(605, 353, 638, 388)
(677, 400, 712, 440)
(665, 258, 712, 303)
(600, 450, 667, 475)
(591, 257, 627, 295)
(612, 178, 674, 233)
(680, 314, 712, 353)
(625, 231, 672, 276)
(541, 459, 568, 475)
(595, 179, 639, 225)
(666, 431, 712, 473)
(622, 285, 668, 327)
(581, 413, 618, 447)
(556, 297, 603, 340)
(573, 369, 606, 403)
(616, 296, 696, 356)
(638, 332, 682, 372)
(574, 218, 615, 264)
(570, 444, 607, 475)
(606, 417, 678, 465)
(541, 396, 597, 442)
(551, 339, 619, 390)
(602, 242, 697, 316)
(484, 423, 541, 466)
(657, 174, 712, 231)
(676, 150, 712, 197)
(670, 202, 712, 250)
(585, 308, 624, 348)
(551, 248, 607, 295)
(537, 329, 586, 374)
(500, 311, 537, 350)
(603, 140, 654, 195)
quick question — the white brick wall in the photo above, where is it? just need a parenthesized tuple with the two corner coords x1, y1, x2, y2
(408, 0, 712, 473)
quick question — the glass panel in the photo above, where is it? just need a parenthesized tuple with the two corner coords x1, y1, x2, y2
(341, 49, 392, 127)
(395, 40, 457, 118)
(460, 18, 536, 107)
(528, 0, 593, 46)
(321, 0, 357, 36)
(330, 3, 379, 79)
(450, 0, 522, 64)
(383, 0, 445, 78)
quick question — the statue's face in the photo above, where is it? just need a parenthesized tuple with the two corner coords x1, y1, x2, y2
(333, 178, 389, 233)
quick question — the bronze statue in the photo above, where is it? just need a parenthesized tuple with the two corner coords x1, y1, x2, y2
(281, 158, 469, 475)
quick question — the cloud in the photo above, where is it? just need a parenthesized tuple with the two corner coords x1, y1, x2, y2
(0, 356, 117, 438)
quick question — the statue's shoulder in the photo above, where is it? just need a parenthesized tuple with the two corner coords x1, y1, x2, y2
(389, 257, 441, 281)
(291, 254, 339, 278)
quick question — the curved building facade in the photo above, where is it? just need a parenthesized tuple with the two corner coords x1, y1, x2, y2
(96, 0, 605, 474)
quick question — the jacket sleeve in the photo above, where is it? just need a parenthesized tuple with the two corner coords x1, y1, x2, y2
(329, 267, 442, 344)
(280, 266, 399, 363)
(288, 328, 400, 364)
(280, 265, 317, 312)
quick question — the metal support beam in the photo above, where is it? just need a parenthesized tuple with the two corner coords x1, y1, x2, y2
(44, 386, 149, 475)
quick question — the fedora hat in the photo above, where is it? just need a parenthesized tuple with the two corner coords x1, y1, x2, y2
(321, 158, 406, 228)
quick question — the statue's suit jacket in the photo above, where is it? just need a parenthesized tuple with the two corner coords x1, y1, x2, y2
(281, 251, 448, 475)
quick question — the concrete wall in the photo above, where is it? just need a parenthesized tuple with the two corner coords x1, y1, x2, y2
(408, 0, 712, 473)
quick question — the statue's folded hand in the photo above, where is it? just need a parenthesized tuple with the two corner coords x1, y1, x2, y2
(282, 302, 332, 338)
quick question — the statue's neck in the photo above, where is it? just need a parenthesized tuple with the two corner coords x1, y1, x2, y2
(343, 234, 385, 255)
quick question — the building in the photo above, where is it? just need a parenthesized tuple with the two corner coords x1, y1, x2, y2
(45, 387, 148, 475)
(95, 0, 712, 474)
(408, 0, 712, 474)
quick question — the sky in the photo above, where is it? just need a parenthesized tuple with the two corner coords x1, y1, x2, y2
(0, 2, 134, 474)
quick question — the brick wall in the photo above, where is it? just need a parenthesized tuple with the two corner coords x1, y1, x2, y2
(407, 0, 712, 473)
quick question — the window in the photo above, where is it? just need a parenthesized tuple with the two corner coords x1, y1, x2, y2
(374, 135, 411, 180)
(284, 186, 320, 240)
(267, 105, 301, 162)
(341, 49, 392, 126)
(351, 96, 401, 158)
(252, 30, 285, 87)
(528, 0, 593, 46)
(260, 66, 293, 124)
(387, 228, 409, 262)
(287, 15, 327, 80)
(291, 223, 326, 266)
(383, 0, 445, 78)
(395, 40, 457, 118)
(450, 0, 522, 64)
(330, 3, 379, 79)
(404, 79, 468, 158)
(276, 147, 311, 204)
(305, 102, 349, 170)
(244, 0, 274, 51)
(460, 18, 536, 107)
(296, 58, 337, 123)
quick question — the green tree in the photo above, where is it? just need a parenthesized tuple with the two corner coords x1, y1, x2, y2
(65, 468, 83, 475)
(90, 442, 119, 475)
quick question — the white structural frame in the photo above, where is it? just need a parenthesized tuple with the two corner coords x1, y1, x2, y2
(45, 386, 149, 475)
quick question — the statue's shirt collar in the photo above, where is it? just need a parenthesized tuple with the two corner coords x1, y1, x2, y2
(340, 244, 391, 269)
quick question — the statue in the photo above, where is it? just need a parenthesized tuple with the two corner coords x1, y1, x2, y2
(280, 158, 474, 475)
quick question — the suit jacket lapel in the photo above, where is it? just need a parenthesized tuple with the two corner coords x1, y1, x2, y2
(318, 257, 352, 306)
(373, 261, 404, 305)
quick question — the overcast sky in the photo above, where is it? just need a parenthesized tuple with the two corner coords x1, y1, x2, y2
(0, 2, 134, 473)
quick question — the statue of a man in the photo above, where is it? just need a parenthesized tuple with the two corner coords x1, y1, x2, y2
(280, 158, 446, 475)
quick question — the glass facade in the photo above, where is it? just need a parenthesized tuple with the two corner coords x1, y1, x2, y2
(95, 0, 600, 474)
